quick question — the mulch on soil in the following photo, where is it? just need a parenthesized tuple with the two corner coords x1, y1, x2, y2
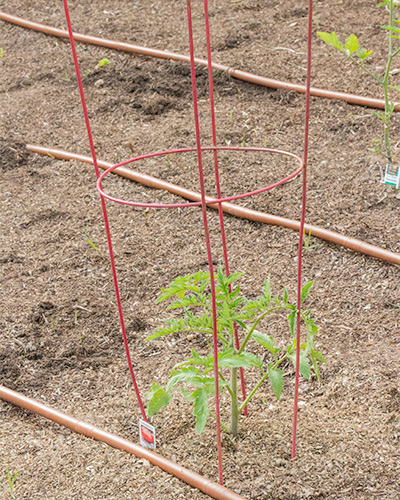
(1, 1, 399, 499)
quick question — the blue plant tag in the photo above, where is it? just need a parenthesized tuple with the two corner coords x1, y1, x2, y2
(384, 164, 400, 188)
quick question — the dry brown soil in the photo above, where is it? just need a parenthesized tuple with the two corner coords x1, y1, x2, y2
(1, 1, 400, 499)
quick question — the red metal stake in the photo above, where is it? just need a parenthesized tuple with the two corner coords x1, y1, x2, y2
(186, 0, 224, 485)
(292, 0, 313, 459)
(63, 0, 147, 421)
(202, 0, 248, 417)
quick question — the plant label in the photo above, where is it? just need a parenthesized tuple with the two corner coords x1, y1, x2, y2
(139, 419, 156, 450)
(384, 164, 400, 188)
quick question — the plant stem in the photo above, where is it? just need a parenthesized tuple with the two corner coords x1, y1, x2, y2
(210, 412, 230, 433)
(347, 54, 383, 84)
(219, 371, 234, 398)
(230, 367, 238, 436)
(238, 371, 269, 414)
(383, 1, 395, 161)
(238, 354, 288, 414)
(238, 306, 286, 354)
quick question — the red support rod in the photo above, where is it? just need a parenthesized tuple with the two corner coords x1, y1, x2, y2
(292, 0, 314, 459)
(202, 0, 248, 417)
(62, 0, 147, 421)
(186, 0, 224, 485)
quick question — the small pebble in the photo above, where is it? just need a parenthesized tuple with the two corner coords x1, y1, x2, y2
(94, 78, 104, 87)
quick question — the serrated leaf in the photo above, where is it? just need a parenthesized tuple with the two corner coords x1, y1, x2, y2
(262, 276, 271, 302)
(283, 288, 288, 304)
(225, 272, 244, 287)
(218, 353, 254, 369)
(145, 382, 163, 400)
(191, 387, 209, 434)
(175, 386, 192, 402)
(288, 310, 297, 338)
(317, 31, 343, 50)
(288, 351, 311, 379)
(312, 356, 321, 382)
(268, 368, 284, 400)
(146, 387, 172, 417)
(168, 294, 207, 310)
(300, 281, 314, 303)
(345, 33, 359, 53)
(166, 366, 201, 391)
(311, 349, 326, 363)
(357, 48, 372, 60)
(146, 318, 187, 340)
(252, 330, 278, 355)
(241, 351, 263, 368)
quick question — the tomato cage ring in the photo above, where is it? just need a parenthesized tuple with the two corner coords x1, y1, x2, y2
(96, 146, 304, 208)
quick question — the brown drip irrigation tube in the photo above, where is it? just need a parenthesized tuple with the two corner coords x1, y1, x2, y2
(0, 385, 246, 500)
(27, 144, 400, 266)
(1, 10, 399, 112)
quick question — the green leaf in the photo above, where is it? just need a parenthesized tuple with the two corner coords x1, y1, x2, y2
(356, 48, 372, 60)
(252, 330, 279, 355)
(146, 385, 172, 417)
(191, 387, 209, 434)
(273, 295, 280, 306)
(146, 318, 187, 340)
(218, 352, 254, 369)
(344, 34, 359, 54)
(156, 271, 210, 303)
(311, 349, 326, 382)
(317, 31, 343, 50)
(288, 310, 297, 338)
(288, 351, 311, 379)
(225, 271, 244, 287)
(240, 351, 263, 368)
(311, 349, 327, 363)
(168, 294, 207, 310)
(98, 58, 110, 67)
(283, 288, 288, 304)
(262, 276, 271, 302)
(268, 368, 284, 400)
(166, 366, 201, 391)
(311, 356, 321, 382)
(300, 281, 314, 303)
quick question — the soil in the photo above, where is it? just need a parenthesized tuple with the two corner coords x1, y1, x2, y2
(1, 1, 400, 499)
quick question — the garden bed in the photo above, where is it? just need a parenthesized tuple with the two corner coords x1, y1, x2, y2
(1, 1, 399, 499)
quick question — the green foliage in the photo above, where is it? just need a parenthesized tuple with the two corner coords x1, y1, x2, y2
(0, 469, 18, 499)
(317, 1, 400, 162)
(98, 58, 110, 67)
(145, 269, 325, 436)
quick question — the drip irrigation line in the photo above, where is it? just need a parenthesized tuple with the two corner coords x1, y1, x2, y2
(1, 10, 399, 112)
(62, 0, 147, 421)
(0, 385, 247, 500)
(26, 144, 400, 266)
(186, 0, 223, 484)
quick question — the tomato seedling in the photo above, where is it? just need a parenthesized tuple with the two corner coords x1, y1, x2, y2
(145, 269, 325, 436)
(318, 0, 400, 162)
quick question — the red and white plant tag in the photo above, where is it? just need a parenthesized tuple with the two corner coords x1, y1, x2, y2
(139, 419, 156, 450)
(384, 164, 400, 188)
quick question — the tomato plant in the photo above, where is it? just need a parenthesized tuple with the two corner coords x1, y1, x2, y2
(318, 0, 400, 162)
(145, 269, 325, 436)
